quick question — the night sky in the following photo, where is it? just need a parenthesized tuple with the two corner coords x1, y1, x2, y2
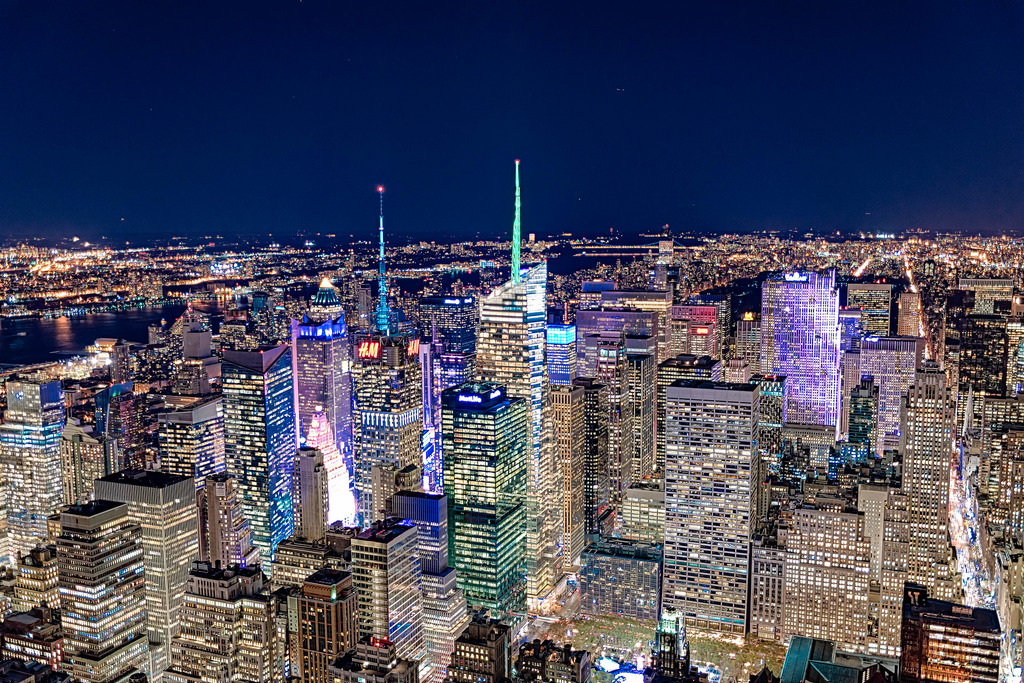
(1, 1, 1022, 243)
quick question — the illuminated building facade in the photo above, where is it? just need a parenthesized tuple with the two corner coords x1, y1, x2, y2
(0, 377, 65, 559)
(197, 473, 260, 570)
(351, 333, 423, 525)
(60, 419, 117, 506)
(847, 283, 892, 336)
(546, 325, 577, 386)
(419, 296, 477, 355)
(292, 315, 352, 456)
(157, 395, 225, 492)
(351, 517, 431, 681)
(901, 363, 956, 597)
(600, 289, 672, 363)
(579, 540, 661, 621)
(897, 291, 923, 337)
(476, 262, 561, 607)
(574, 308, 655, 374)
(442, 383, 528, 616)
(573, 378, 610, 539)
(290, 568, 357, 683)
(859, 336, 924, 452)
(656, 354, 722, 472)
(165, 562, 282, 683)
(222, 345, 297, 565)
(900, 584, 999, 683)
(57, 501, 150, 683)
(619, 482, 664, 545)
(782, 501, 871, 652)
(13, 545, 60, 613)
(844, 377, 878, 461)
(94, 471, 199, 680)
(591, 334, 633, 497)
(663, 380, 758, 634)
(958, 278, 1013, 315)
(389, 491, 469, 683)
(550, 383, 585, 569)
(627, 340, 656, 481)
(735, 314, 761, 374)
(760, 271, 840, 428)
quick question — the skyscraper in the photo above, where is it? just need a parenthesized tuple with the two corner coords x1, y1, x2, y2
(546, 325, 577, 386)
(157, 395, 225, 492)
(656, 354, 722, 472)
(760, 271, 840, 428)
(351, 517, 431, 681)
(662, 380, 758, 634)
(735, 313, 761, 374)
(591, 334, 633, 497)
(351, 333, 423, 524)
(599, 290, 672, 364)
(550, 383, 585, 569)
(293, 446, 328, 542)
(0, 377, 65, 558)
(847, 283, 892, 336)
(291, 568, 358, 683)
(222, 345, 297, 565)
(94, 471, 199, 681)
(446, 614, 513, 683)
(58, 501, 150, 683)
(442, 383, 528, 616)
(301, 408, 356, 526)
(958, 278, 1013, 315)
(292, 314, 352, 456)
(859, 336, 924, 452)
(900, 584, 1000, 683)
(626, 337, 656, 481)
(60, 418, 117, 506)
(900, 363, 956, 597)
(897, 291, 923, 337)
(476, 260, 561, 607)
(573, 378, 610, 538)
(389, 491, 470, 683)
(197, 473, 260, 569)
(165, 561, 282, 683)
(844, 377, 879, 461)
(419, 296, 477, 355)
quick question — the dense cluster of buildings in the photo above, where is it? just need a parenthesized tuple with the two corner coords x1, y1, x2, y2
(0, 170, 1018, 683)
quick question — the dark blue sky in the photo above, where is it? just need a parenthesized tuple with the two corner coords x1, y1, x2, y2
(1, 1, 1022, 243)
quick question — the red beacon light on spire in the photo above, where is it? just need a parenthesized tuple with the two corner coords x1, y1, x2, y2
(377, 185, 384, 193)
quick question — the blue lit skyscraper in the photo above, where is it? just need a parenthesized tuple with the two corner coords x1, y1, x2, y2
(760, 271, 841, 429)
(222, 345, 297, 566)
(0, 377, 65, 559)
(546, 325, 577, 386)
(291, 315, 351, 455)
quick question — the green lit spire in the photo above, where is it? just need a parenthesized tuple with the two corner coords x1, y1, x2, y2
(512, 159, 521, 284)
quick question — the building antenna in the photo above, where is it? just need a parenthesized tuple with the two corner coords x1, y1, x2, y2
(512, 159, 521, 285)
(375, 185, 391, 335)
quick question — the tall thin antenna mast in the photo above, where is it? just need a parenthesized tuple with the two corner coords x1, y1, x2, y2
(512, 159, 521, 285)
(375, 185, 391, 335)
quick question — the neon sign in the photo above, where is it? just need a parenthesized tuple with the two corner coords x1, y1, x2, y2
(784, 272, 809, 282)
(458, 394, 482, 403)
(358, 340, 381, 360)
(694, 327, 710, 335)
(407, 339, 420, 356)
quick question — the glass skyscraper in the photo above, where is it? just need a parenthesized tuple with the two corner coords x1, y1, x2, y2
(0, 376, 65, 559)
(222, 345, 297, 566)
(476, 263, 561, 607)
(441, 383, 527, 617)
(545, 325, 577, 386)
(760, 271, 841, 429)
(292, 315, 352, 456)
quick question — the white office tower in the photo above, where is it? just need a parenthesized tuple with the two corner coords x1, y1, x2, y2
(0, 377, 65, 557)
(900, 362, 957, 598)
(293, 446, 328, 542)
(476, 262, 562, 609)
(859, 336, 924, 453)
(94, 471, 199, 682)
(662, 380, 758, 634)
(760, 271, 840, 429)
